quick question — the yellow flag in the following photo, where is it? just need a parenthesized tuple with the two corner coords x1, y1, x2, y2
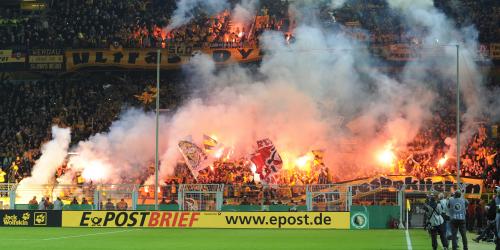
(406, 199, 411, 211)
(312, 150, 324, 166)
(203, 134, 218, 152)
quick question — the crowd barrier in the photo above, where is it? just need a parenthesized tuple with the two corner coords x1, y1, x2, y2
(0, 176, 485, 229)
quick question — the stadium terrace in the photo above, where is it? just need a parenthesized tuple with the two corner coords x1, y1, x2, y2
(0, 0, 499, 250)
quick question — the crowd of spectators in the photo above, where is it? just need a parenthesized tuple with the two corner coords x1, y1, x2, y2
(0, 1, 498, 192)
(322, 0, 500, 44)
(0, 72, 498, 190)
(392, 81, 500, 189)
(1, 0, 497, 50)
(0, 71, 189, 183)
(0, 0, 284, 49)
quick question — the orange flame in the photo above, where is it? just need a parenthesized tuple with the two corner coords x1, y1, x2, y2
(295, 154, 314, 170)
(377, 145, 395, 167)
(438, 156, 447, 166)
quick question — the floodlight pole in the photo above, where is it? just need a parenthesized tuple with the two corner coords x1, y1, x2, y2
(455, 44, 460, 187)
(155, 49, 160, 210)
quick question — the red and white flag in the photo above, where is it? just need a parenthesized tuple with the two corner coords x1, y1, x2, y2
(250, 139, 282, 183)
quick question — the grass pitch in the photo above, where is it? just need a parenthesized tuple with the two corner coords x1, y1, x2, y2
(0, 227, 493, 250)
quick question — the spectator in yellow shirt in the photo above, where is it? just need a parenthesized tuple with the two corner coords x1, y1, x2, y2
(0, 168, 5, 183)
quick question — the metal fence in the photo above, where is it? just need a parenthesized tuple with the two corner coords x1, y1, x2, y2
(306, 184, 349, 212)
(6, 183, 477, 218)
(178, 184, 223, 211)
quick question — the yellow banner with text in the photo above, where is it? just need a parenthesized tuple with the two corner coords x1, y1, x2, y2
(62, 211, 350, 229)
(65, 47, 261, 71)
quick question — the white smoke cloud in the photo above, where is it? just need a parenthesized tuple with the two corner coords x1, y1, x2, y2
(291, 0, 347, 9)
(387, 0, 493, 158)
(28, 0, 497, 186)
(386, 0, 433, 10)
(20, 126, 71, 185)
(231, 0, 259, 28)
(63, 109, 171, 184)
(166, 0, 230, 31)
(17, 126, 71, 202)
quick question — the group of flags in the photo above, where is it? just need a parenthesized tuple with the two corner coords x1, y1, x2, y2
(177, 134, 325, 184)
(177, 134, 221, 179)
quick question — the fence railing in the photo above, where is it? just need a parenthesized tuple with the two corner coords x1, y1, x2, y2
(4, 183, 468, 216)
(3, 183, 412, 211)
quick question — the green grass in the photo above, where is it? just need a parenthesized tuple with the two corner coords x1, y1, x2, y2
(0, 228, 494, 250)
(408, 229, 494, 250)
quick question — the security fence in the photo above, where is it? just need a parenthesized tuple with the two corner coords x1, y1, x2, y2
(4, 182, 478, 226)
(178, 184, 223, 211)
(2, 183, 402, 209)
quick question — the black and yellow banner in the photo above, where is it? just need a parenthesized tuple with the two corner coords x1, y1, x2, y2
(0, 210, 62, 227)
(0, 50, 25, 64)
(29, 49, 64, 71)
(0, 49, 26, 71)
(490, 43, 500, 60)
(62, 211, 349, 229)
(65, 47, 261, 71)
(340, 175, 483, 198)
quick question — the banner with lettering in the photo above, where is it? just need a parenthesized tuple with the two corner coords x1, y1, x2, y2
(340, 175, 483, 198)
(62, 211, 349, 229)
(490, 43, 500, 60)
(65, 47, 261, 71)
(0, 210, 62, 227)
(29, 49, 64, 71)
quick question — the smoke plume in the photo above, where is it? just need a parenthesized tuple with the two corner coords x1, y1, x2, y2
(20, 126, 71, 185)
(16, 126, 71, 202)
(387, 0, 494, 158)
(231, 0, 259, 26)
(30, 0, 496, 186)
(166, 0, 229, 31)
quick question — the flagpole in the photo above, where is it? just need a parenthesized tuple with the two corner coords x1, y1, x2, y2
(455, 44, 460, 188)
(155, 49, 160, 210)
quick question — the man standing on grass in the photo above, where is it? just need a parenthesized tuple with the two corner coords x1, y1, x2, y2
(424, 194, 449, 250)
(438, 193, 450, 237)
(448, 190, 468, 250)
(494, 186, 500, 250)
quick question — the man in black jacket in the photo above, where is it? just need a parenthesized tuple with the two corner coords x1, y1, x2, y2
(480, 186, 500, 250)
(474, 190, 497, 243)
(494, 187, 500, 250)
